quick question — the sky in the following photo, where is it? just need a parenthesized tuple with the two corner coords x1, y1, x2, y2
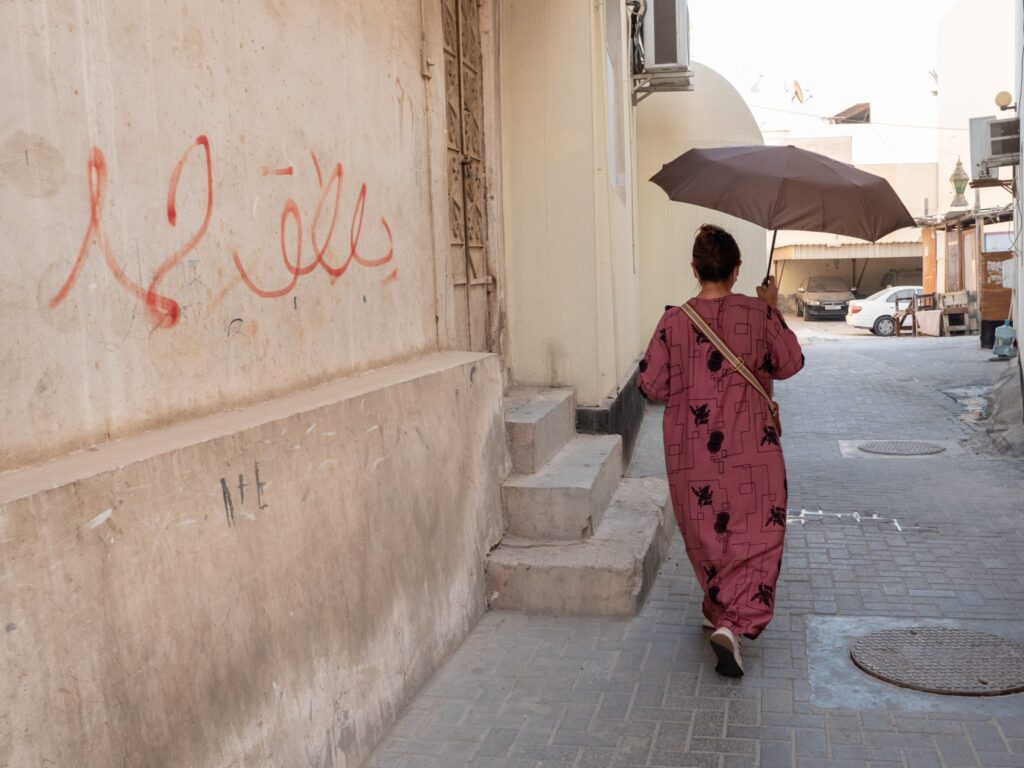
(688, 0, 963, 163)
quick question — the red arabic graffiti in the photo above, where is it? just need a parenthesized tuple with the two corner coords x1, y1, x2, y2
(50, 136, 212, 329)
(49, 137, 395, 328)
(230, 151, 394, 297)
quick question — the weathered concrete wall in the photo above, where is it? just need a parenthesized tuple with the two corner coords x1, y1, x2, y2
(500, 0, 641, 407)
(1, 352, 505, 768)
(635, 63, 767, 348)
(0, 0, 450, 471)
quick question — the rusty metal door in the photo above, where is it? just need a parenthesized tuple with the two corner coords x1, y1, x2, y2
(443, 0, 491, 351)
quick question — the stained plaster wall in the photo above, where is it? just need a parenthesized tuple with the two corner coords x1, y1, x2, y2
(1, 0, 451, 472)
(0, 353, 506, 767)
(1, 3, 509, 766)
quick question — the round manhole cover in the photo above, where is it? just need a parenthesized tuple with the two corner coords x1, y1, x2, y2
(851, 627, 1024, 696)
(858, 440, 946, 456)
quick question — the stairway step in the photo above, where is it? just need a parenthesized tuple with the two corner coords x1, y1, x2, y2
(504, 387, 575, 475)
(502, 434, 622, 540)
(486, 477, 673, 616)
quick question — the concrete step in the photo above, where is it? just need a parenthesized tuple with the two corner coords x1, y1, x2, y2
(504, 387, 575, 475)
(502, 434, 622, 540)
(486, 477, 673, 616)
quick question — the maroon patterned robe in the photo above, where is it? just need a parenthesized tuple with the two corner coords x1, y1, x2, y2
(638, 295, 804, 638)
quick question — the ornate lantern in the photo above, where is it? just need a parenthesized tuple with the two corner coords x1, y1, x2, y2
(949, 158, 969, 208)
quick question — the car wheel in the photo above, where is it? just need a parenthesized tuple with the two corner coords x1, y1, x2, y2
(796, 301, 804, 318)
(873, 316, 896, 337)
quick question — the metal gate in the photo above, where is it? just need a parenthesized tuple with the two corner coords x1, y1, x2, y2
(443, 0, 491, 351)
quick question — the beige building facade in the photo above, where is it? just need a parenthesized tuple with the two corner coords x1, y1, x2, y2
(500, 0, 641, 408)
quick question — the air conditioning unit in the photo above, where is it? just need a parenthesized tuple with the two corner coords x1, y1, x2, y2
(641, 0, 691, 74)
(969, 115, 1020, 179)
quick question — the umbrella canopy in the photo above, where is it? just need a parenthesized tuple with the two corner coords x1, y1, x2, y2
(650, 145, 916, 243)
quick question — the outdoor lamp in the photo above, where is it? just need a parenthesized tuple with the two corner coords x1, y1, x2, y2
(950, 158, 969, 208)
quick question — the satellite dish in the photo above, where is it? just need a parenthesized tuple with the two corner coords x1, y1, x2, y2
(792, 81, 806, 104)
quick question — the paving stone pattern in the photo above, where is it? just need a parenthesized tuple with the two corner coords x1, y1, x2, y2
(369, 336, 1024, 768)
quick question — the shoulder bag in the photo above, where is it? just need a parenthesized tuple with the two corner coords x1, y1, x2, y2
(679, 302, 783, 438)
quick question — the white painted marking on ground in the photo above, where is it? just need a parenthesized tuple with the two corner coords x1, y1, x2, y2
(786, 507, 918, 532)
(83, 509, 112, 530)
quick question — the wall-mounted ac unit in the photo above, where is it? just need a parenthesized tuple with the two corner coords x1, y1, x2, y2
(641, 0, 691, 74)
(969, 115, 1020, 179)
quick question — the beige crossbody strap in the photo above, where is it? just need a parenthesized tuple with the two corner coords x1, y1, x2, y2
(679, 302, 779, 418)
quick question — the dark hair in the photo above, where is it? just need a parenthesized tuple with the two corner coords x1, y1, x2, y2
(692, 224, 741, 283)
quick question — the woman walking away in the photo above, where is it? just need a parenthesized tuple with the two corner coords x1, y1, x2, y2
(637, 224, 804, 678)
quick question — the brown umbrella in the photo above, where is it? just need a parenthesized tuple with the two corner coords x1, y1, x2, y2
(650, 145, 917, 280)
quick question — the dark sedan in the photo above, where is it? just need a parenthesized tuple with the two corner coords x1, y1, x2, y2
(795, 276, 856, 320)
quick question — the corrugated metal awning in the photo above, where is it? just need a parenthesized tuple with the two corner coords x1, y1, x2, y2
(773, 242, 923, 261)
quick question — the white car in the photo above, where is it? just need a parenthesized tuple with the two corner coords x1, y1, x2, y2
(846, 286, 924, 336)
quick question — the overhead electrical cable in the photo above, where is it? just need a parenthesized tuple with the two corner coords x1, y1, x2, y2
(748, 103, 971, 132)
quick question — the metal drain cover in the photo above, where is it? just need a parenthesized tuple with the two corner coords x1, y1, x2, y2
(858, 440, 946, 456)
(851, 627, 1024, 696)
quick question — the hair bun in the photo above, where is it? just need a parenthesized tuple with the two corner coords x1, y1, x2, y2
(692, 224, 741, 284)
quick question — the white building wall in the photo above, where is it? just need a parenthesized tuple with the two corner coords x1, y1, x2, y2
(937, 0, 1016, 210)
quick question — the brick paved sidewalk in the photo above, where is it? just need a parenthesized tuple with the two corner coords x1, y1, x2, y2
(370, 335, 1024, 768)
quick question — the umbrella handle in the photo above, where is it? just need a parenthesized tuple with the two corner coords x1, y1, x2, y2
(762, 230, 777, 288)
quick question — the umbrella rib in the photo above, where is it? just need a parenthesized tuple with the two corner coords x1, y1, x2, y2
(854, 182, 874, 241)
(765, 149, 792, 230)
